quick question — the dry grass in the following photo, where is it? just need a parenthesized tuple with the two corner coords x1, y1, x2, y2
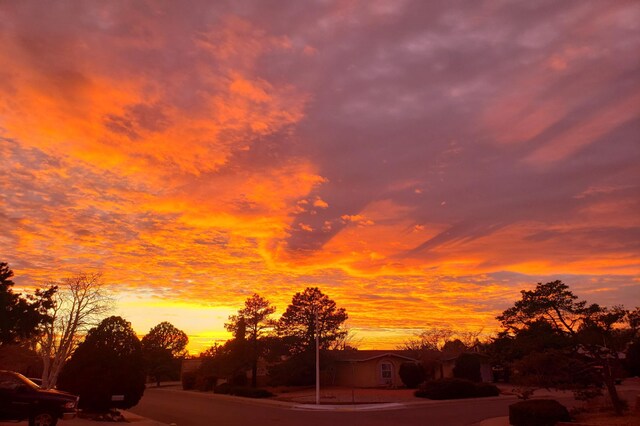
(572, 411, 640, 426)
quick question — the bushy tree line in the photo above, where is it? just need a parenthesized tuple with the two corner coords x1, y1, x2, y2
(0, 262, 56, 347)
(490, 280, 639, 414)
(0, 262, 190, 412)
(195, 287, 348, 388)
(397, 279, 638, 407)
(57, 317, 189, 412)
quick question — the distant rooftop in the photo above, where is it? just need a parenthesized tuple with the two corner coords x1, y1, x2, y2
(329, 350, 419, 362)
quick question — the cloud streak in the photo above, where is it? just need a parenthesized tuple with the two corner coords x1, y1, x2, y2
(1, 0, 638, 351)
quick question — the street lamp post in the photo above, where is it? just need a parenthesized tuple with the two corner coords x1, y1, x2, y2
(315, 312, 320, 405)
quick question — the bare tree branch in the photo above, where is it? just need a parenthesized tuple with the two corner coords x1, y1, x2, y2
(37, 272, 113, 389)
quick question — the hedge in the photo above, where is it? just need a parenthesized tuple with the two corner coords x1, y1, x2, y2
(214, 383, 273, 398)
(181, 372, 196, 390)
(509, 399, 570, 426)
(414, 378, 500, 400)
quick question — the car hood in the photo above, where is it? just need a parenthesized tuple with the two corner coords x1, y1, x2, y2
(37, 388, 78, 400)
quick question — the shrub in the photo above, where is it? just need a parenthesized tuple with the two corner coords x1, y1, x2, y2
(509, 399, 570, 426)
(624, 337, 640, 377)
(231, 387, 274, 398)
(196, 375, 216, 391)
(268, 352, 315, 386)
(414, 378, 500, 400)
(58, 316, 145, 413)
(474, 382, 500, 397)
(399, 362, 425, 388)
(214, 383, 273, 398)
(453, 353, 482, 382)
(214, 382, 232, 394)
(231, 370, 248, 386)
(181, 372, 196, 390)
(415, 378, 477, 400)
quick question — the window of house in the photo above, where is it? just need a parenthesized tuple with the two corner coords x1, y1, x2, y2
(381, 362, 392, 379)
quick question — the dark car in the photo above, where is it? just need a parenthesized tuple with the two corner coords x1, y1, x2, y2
(0, 370, 78, 426)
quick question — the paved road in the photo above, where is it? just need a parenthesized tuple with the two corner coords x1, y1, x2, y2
(129, 383, 640, 426)
(129, 387, 531, 426)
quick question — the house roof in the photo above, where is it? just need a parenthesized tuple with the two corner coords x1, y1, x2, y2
(330, 350, 419, 363)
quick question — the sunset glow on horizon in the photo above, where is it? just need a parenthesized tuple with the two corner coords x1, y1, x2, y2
(1, 1, 639, 354)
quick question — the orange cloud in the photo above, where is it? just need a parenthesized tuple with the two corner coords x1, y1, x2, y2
(2, 2, 638, 354)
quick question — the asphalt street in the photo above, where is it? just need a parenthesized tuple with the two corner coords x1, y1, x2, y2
(129, 387, 539, 426)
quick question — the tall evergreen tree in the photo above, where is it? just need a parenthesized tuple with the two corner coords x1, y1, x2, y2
(225, 294, 275, 387)
(277, 287, 348, 354)
(0, 262, 56, 346)
(142, 321, 188, 386)
(58, 316, 145, 412)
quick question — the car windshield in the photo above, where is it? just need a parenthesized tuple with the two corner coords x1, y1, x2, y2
(11, 372, 40, 390)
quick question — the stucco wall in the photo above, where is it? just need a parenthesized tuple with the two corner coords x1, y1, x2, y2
(333, 356, 409, 387)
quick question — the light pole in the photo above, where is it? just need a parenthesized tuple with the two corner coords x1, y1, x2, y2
(315, 312, 320, 405)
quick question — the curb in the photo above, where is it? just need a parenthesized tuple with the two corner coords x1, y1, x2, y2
(121, 411, 171, 426)
(292, 402, 405, 412)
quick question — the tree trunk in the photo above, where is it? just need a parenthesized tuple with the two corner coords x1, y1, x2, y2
(251, 338, 258, 388)
(251, 360, 258, 388)
(48, 351, 65, 389)
(41, 355, 51, 389)
(602, 358, 624, 415)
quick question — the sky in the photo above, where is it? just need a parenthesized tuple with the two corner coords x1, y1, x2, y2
(1, 0, 639, 353)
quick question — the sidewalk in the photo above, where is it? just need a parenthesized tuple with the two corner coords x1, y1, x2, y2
(0, 411, 169, 426)
(272, 386, 418, 404)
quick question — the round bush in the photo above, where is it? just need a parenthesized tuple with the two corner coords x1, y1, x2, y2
(415, 379, 500, 400)
(399, 362, 425, 388)
(232, 387, 274, 398)
(474, 382, 500, 397)
(181, 372, 196, 390)
(58, 316, 145, 412)
(415, 378, 477, 400)
(231, 371, 248, 386)
(214, 382, 232, 394)
(509, 399, 570, 426)
(196, 375, 216, 391)
(453, 353, 482, 382)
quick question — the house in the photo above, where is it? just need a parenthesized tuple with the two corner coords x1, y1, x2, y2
(438, 353, 492, 383)
(327, 350, 420, 388)
(0, 345, 42, 377)
(180, 357, 270, 387)
(181, 358, 203, 375)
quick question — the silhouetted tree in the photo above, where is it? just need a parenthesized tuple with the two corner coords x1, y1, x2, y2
(196, 336, 250, 388)
(626, 337, 640, 377)
(496, 281, 628, 414)
(442, 339, 467, 355)
(58, 316, 145, 412)
(277, 287, 348, 354)
(576, 304, 628, 413)
(399, 362, 425, 388)
(37, 272, 112, 389)
(142, 321, 188, 387)
(400, 327, 455, 352)
(225, 294, 275, 387)
(623, 308, 640, 376)
(497, 280, 596, 335)
(0, 262, 56, 347)
(510, 349, 602, 400)
(453, 353, 482, 382)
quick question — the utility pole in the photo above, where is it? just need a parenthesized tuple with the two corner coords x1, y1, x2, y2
(315, 312, 320, 405)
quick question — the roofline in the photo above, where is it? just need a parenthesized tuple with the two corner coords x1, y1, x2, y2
(336, 352, 419, 363)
